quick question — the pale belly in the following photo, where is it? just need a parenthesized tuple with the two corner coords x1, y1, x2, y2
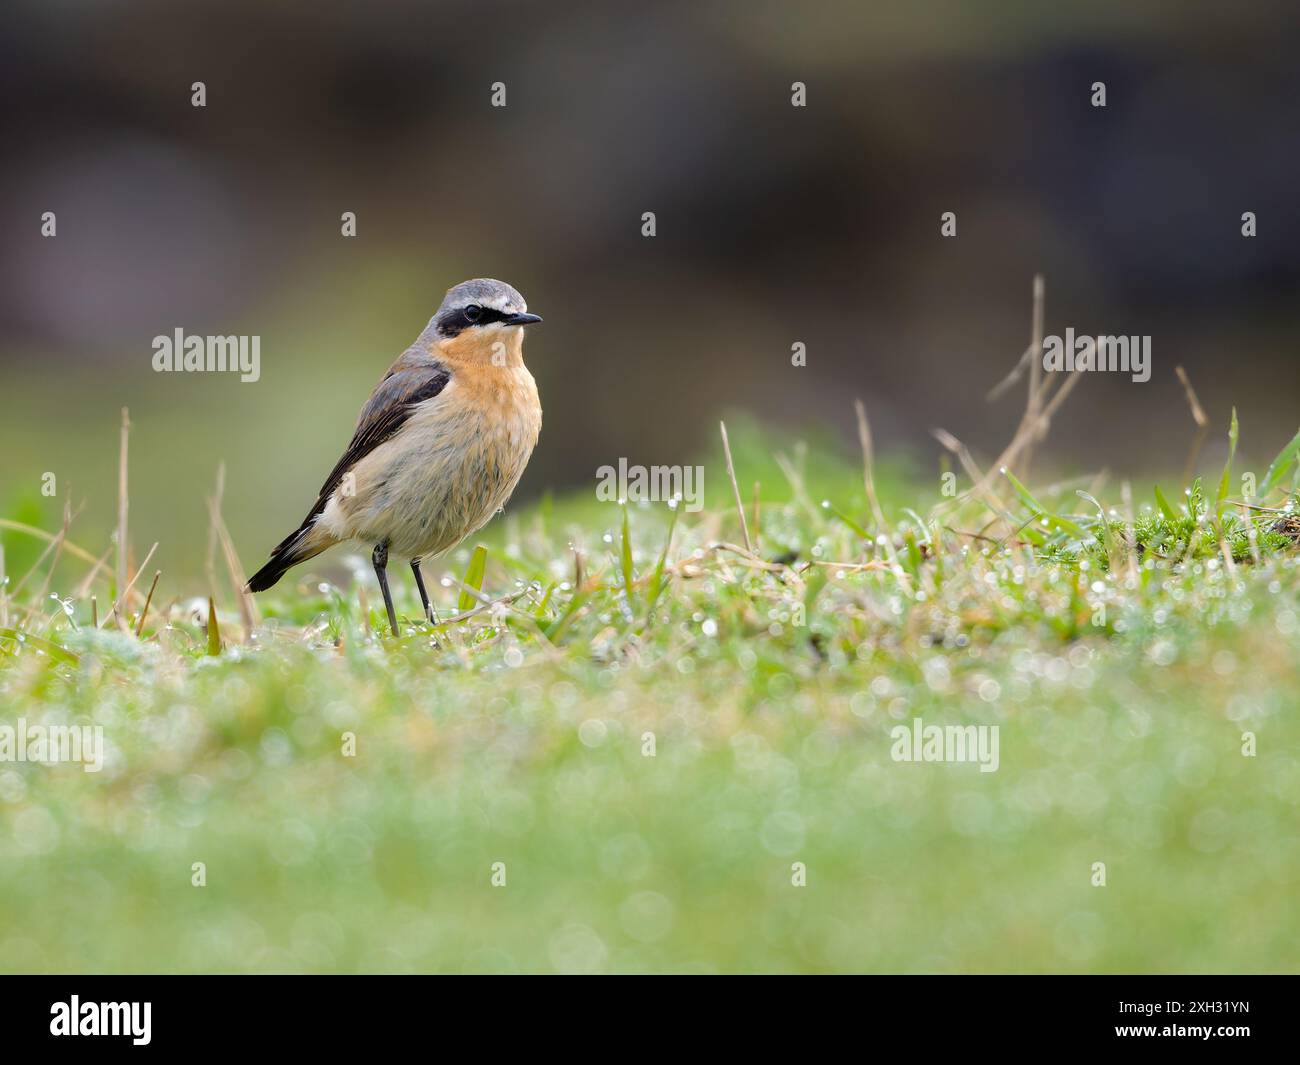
(319, 377, 540, 560)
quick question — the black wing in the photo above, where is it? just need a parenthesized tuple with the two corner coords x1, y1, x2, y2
(304, 361, 452, 525)
(247, 358, 451, 592)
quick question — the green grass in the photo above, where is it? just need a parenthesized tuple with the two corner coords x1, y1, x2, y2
(1, 416, 1299, 973)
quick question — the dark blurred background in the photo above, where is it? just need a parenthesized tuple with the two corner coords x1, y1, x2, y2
(2, 0, 1298, 577)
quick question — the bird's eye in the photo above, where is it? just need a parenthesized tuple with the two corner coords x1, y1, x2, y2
(464, 304, 482, 323)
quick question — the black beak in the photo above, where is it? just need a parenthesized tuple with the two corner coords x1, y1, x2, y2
(504, 312, 543, 326)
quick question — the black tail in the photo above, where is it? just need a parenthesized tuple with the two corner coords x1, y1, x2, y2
(245, 524, 321, 593)
(245, 553, 295, 593)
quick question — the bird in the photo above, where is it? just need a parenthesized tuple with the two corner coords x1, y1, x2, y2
(245, 278, 543, 636)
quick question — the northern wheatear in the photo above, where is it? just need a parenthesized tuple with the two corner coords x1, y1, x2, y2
(246, 278, 543, 635)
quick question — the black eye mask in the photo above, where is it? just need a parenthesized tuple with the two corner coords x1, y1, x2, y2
(436, 305, 538, 337)
(436, 304, 515, 337)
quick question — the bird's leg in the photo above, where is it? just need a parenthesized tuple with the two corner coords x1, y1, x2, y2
(411, 558, 438, 625)
(372, 541, 399, 637)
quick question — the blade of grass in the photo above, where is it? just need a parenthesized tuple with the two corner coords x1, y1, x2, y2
(134, 571, 161, 638)
(0, 628, 78, 665)
(646, 502, 680, 613)
(855, 398, 911, 594)
(1002, 467, 1087, 539)
(1077, 491, 1117, 565)
(1261, 426, 1300, 499)
(1175, 365, 1210, 488)
(1215, 407, 1238, 521)
(902, 508, 932, 546)
(719, 421, 752, 553)
(620, 504, 635, 597)
(116, 408, 130, 614)
(457, 545, 488, 613)
(206, 597, 221, 656)
(1154, 484, 1180, 523)
(207, 477, 259, 637)
(533, 581, 557, 620)
(543, 586, 592, 643)
(821, 500, 869, 540)
(101, 542, 157, 630)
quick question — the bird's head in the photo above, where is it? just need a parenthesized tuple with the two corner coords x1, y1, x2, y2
(428, 278, 542, 366)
